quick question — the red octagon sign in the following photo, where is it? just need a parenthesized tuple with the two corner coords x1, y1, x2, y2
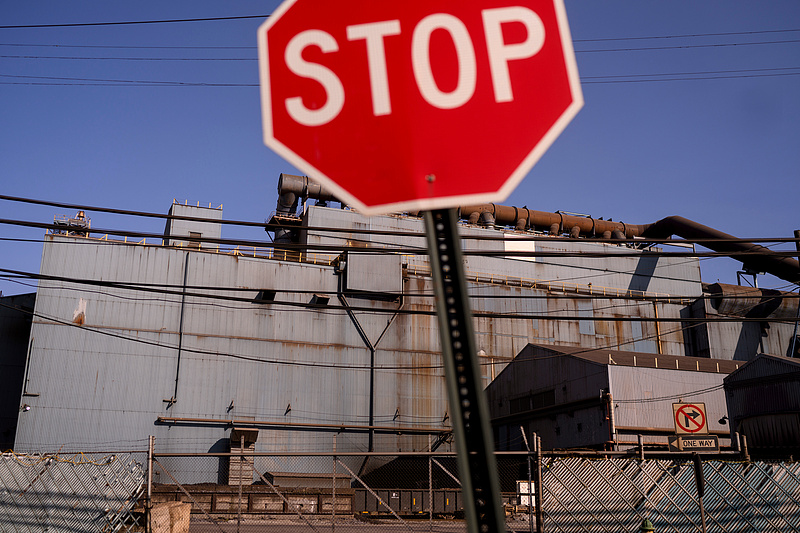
(258, 0, 582, 215)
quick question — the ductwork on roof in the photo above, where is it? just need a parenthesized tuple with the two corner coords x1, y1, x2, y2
(272, 178, 799, 285)
(458, 204, 799, 285)
(706, 283, 799, 319)
(459, 204, 645, 240)
(273, 173, 340, 244)
(641, 216, 800, 285)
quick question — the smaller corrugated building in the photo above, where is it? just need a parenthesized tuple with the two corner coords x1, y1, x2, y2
(724, 354, 800, 456)
(487, 344, 741, 451)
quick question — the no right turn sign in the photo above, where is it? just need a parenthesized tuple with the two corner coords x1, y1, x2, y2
(673, 403, 708, 434)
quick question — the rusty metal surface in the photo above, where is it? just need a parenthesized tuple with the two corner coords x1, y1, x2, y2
(13, 204, 798, 485)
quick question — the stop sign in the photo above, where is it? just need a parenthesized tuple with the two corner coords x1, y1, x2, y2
(258, 0, 582, 215)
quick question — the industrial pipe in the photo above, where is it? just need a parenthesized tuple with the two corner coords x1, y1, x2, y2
(641, 216, 800, 284)
(459, 204, 647, 240)
(271, 177, 800, 285)
(274, 174, 341, 243)
(706, 283, 799, 319)
(457, 204, 800, 285)
(277, 173, 338, 205)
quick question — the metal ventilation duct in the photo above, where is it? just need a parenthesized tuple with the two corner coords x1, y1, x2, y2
(272, 178, 800, 285)
(457, 205, 799, 285)
(706, 283, 799, 319)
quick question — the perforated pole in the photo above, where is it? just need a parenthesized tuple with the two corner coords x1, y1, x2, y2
(424, 208, 505, 533)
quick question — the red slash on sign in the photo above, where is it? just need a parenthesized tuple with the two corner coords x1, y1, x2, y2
(673, 403, 708, 434)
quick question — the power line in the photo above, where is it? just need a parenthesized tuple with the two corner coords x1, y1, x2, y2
(2, 216, 798, 259)
(2, 266, 796, 325)
(0, 43, 253, 50)
(0, 54, 250, 61)
(0, 18, 796, 36)
(4, 67, 800, 88)
(576, 38, 800, 53)
(573, 28, 800, 42)
(0, 15, 269, 30)
(0, 73, 251, 87)
(584, 71, 800, 84)
(3, 38, 799, 62)
(2, 193, 798, 246)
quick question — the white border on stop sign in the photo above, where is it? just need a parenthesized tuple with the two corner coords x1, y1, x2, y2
(257, 0, 583, 216)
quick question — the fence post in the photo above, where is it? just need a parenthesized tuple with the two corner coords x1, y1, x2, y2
(238, 434, 244, 533)
(534, 434, 544, 533)
(428, 437, 433, 533)
(692, 454, 707, 533)
(742, 434, 750, 462)
(520, 426, 534, 533)
(332, 434, 337, 533)
(147, 435, 154, 533)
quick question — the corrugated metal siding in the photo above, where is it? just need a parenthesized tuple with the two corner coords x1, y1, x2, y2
(609, 366, 730, 434)
(723, 355, 800, 447)
(487, 348, 611, 449)
(17, 205, 795, 481)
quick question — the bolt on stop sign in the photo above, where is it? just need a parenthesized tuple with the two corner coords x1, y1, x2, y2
(258, 0, 582, 215)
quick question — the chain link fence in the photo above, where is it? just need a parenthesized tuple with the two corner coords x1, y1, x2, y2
(149, 448, 800, 533)
(0, 451, 146, 533)
(2, 447, 799, 532)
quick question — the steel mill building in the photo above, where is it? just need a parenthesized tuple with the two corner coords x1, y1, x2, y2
(4, 174, 799, 483)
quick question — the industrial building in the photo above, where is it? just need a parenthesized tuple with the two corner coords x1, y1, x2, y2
(4, 174, 799, 483)
(723, 354, 800, 456)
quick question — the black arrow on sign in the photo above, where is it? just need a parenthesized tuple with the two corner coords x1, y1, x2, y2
(684, 410, 701, 428)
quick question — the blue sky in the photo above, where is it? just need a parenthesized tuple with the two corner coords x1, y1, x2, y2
(1, 1, 799, 296)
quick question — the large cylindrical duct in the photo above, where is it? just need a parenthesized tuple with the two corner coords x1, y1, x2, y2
(274, 174, 341, 243)
(707, 283, 799, 319)
(642, 216, 800, 285)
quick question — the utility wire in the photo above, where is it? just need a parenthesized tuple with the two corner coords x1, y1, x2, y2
(2, 193, 798, 246)
(573, 28, 800, 42)
(2, 267, 795, 324)
(3, 27, 799, 45)
(576, 38, 800, 53)
(2, 217, 799, 259)
(0, 15, 270, 30)
(2, 35, 799, 59)
(3, 38, 800, 61)
(4, 67, 800, 88)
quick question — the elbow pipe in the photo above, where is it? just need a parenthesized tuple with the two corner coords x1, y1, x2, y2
(479, 210, 495, 227)
(277, 173, 339, 206)
(275, 174, 340, 243)
(642, 216, 800, 285)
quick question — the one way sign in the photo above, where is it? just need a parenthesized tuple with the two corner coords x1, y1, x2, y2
(673, 403, 708, 435)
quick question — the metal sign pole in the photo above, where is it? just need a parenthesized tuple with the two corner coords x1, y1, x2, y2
(692, 454, 708, 533)
(424, 208, 505, 533)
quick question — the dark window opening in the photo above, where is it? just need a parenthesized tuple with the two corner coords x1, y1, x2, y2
(509, 389, 555, 414)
